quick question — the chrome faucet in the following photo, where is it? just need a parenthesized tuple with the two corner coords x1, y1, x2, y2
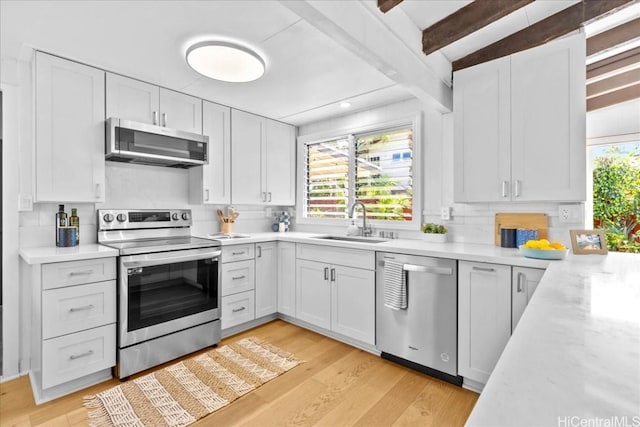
(349, 200, 372, 237)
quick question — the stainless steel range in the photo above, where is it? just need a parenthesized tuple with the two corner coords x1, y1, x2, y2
(97, 209, 221, 378)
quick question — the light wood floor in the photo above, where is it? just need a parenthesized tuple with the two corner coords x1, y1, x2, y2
(0, 320, 478, 426)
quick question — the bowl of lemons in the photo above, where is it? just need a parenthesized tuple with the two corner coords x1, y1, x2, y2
(519, 239, 569, 260)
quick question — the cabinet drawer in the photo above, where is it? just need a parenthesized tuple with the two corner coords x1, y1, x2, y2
(42, 258, 116, 290)
(221, 291, 255, 330)
(296, 244, 374, 270)
(222, 260, 255, 296)
(42, 280, 116, 339)
(42, 323, 116, 389)
(222, 244, 255, 263)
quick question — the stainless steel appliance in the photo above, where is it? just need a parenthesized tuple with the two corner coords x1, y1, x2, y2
(376, 252, 462, 386)
(98, 209, 221, 378)
(106, 118, 209, 168)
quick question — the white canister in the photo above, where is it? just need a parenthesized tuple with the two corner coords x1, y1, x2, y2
(278, 222, 285, 232)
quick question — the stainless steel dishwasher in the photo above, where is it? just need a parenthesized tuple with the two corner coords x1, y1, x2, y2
(376, 252, 461, 386)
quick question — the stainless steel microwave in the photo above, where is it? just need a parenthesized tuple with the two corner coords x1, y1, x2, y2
(106, 117, 209, 168)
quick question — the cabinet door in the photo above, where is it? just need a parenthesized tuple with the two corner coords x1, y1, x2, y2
(511, 33, 586, 202)
(331, 265, 375, 345)
(458, 261, 511, 385)
(35, 52, 106, 202)
(105, 73, 159, 125)
(189, 101, 231, 204)
(453, 56, 511, 203)
(265, 119, 295, 205)
(159, 88, 202, 134)
(511, 267, 545, 332)
(255, 242, 278, 318)
(277, 242, 296, 317)
(231, 109, 264, 204)
(295, 259, 330, 329)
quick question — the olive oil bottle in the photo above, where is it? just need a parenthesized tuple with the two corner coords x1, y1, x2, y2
(69, 208, 79, 245)
(55, 204, 67, 247)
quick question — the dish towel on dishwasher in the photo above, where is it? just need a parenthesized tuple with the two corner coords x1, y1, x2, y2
(384, 260, 407, 310)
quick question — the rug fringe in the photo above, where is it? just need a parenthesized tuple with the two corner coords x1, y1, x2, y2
(84, 396, 113, 427)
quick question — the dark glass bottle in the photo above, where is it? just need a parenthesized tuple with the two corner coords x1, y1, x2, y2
(55, 204, 67, 247)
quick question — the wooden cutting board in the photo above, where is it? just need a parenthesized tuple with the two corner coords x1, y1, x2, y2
(494, 213, 548, 246)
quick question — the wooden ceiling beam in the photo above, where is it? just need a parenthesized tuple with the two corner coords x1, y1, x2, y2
(453, 0, 635, 72)
(587, 17, 640, 56)
(587, 46, 640, 82)
(587, 82, 640, 111)
(378, 0, 403, 14)
(587, 68, 640, 98)
(422, 0, 534, 56)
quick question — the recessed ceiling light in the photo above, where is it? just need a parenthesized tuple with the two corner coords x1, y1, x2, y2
(340, 102, 352, 108)
(186, 41, 265, 83)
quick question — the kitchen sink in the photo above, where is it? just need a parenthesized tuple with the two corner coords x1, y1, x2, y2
(312, 235, 388, 244)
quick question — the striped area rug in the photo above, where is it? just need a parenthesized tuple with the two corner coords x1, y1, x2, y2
(84, 337, 300, 427)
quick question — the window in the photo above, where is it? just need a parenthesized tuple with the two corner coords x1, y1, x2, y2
(302, 126, 415, 223)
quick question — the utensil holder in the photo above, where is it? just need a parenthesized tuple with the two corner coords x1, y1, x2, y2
(220, 221, 234, 234)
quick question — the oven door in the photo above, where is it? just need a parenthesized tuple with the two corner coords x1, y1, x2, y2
(119, 247, 221, 348)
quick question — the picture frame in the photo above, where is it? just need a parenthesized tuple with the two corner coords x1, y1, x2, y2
(569, 229, 608, 254)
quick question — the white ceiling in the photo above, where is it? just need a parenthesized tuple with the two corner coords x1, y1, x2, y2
(0, 0, 595, 126)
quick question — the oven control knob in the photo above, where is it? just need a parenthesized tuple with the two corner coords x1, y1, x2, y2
(172, 213, 179, 220)
(117, 213, 126, 222)
(182, 212, 190, 220)
(103, 213, 114, 223)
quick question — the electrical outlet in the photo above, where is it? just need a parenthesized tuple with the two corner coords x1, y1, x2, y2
(18, 194, 33, 211)
(558, 204, 583, 224)
(265, 207, 272, 218)
(441, 207, 451, 221)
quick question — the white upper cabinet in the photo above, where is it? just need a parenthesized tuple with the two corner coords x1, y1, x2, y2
(106, 73, 202, 134)
(453, 56, 511, 203)
(231, 109, 295, 206)
(231, 109, 264, 204)
(510, 34, 586, 202)
(35, 52, 106, 202)
(189, 101, 231, 204)
(265, 119, 296, 205)
(453, 33, 586, 203)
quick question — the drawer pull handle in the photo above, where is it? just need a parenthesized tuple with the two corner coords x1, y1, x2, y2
(472, 266, 495, 273)
(69, 304, 94, 313)
(232, 306, 246, 313)
(232, 275, 246, 280)
(231, 251, 245, 256)
(69, 270, 94, 276)
(69, 350, 94, 360)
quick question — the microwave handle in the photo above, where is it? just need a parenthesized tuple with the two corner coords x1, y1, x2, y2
(122, 249, 221, 269)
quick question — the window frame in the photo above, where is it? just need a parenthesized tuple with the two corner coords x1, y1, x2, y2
(296, 113, 422, 230)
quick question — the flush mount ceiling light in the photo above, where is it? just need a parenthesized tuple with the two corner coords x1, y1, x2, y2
(186, 41, 265, 83)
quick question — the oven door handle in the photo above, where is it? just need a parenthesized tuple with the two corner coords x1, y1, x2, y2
(121, 249, 222, 268)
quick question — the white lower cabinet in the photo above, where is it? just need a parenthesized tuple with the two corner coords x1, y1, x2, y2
(296, 259, 332, 329)
(277, 242, 296, 317)
(221, 291, 256, 330)
(458, 261, 512, 387)
(221, 245, 256, 330)
(27, 256, 117, 403)
(511, 267, 545, 331)
(459, 261, 545, 389)
(295, 245, 375, 345)
(255, 242, 278, 318)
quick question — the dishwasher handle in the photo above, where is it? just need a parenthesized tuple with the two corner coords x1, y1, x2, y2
(379, 260, 453, 276)
(403, 264, 453, 276)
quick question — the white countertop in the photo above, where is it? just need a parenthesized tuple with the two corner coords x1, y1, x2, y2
(202, 232, 551, 269)
(20, 243, 119, 264)
(466, 252, 640, 426)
